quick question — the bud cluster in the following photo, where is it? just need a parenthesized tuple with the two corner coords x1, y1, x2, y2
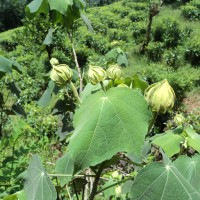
(87, 64, 122, 85)
(50, 58, 73, 86)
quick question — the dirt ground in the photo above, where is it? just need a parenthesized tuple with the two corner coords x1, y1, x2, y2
(183, 92, 200, 114)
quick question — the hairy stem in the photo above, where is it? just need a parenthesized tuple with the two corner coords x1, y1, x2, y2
(69, 81, 82, 104)
(68, 32, 83, 93)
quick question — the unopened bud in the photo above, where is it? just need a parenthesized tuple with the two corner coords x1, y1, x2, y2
(115, 185, 122, 197)
(107, 64, 122, 80)
(174, 113, 185, 126)
(88, 65, 107, 85)
(117, 83, 129, 88)
(50, 58, 59, 66)
(50, 62, 73, 86)
(144, 79, 175, 114)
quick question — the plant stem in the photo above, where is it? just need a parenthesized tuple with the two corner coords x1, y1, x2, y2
(66, 185, 73, 200)
(147, 112, 158, 135)
(68, 32, 83, 93)
(69, 81, 82, 104)
(100, 81, 106, 93)
(96, 176, 135, 195)
(89, 163, 104, 200)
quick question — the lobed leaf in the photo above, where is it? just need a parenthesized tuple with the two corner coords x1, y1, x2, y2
(68, 87, 151, 171)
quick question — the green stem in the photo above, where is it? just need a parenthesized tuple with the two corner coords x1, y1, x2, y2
(147, 112, 158, 135)
(70, 81, 82, 104)
(66, 185, 73, 200)
(68, 32, 83, 93)
(96, 176, 135, 195)
(100, 81, 106, 93)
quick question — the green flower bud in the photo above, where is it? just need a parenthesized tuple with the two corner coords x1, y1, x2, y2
(50, 64, 73, 86)
(107, 64, 122, 80)
(174, 113, 185, 126)
(50, 58, 59, 66)
(144, 79, 175, 114)
(115, 185, 122, 197)
(88, 65, 107, 85)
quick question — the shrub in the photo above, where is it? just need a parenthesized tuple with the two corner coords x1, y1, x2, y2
(109, 28, 129, 42)
(181, 5, 200, 20)
(0, 0, 28, 31)
(128, 11, 146, 22)
(146, 42, 164, 62)
(185, 36, 200, 65)
(131, 22, 147, 44)
(153, 18, 182, 48)
(163, 47, 184, 68)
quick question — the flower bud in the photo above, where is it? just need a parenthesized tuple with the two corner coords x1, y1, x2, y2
(107, 64, 122, 80)
(144, 79, 175, 114)
(174, 113, 185, 126)
(50, 64, 73, 86)
(50, 58, 59, 66)
(88, 65, 107, 85)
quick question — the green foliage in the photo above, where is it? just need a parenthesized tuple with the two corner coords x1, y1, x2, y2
(146, 42, 164, 62)
(68, 87, 151, 171)
(24, 155, 57, 200)
(130, 156, 200, 199)
(185, 36, 200, 65)
(0, 0, 28, 32)
(153, 18, 183, 48)
(1, 0, 200, 199)
(181, 0, 200, 20)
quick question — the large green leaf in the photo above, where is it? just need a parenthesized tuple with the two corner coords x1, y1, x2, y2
(130, 159, 200, 200)
(55, 153, 74, 187)
(174, 154, 200, 193)
(152, 129, 184, 157)
(26, 0, 49, 18)
(68, 87, 151, 171)
(24, 155, 57, 200)
(48, 0, 73, 16)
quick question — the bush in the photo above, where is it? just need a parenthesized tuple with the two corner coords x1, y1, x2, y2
(131, 22, 146, 44)
(109, 28, 129, 42)
(181, 5, 200, 20)
(0, 0, 28, 31)
(128, 11, 146, 22)
(163, 47, 184, 67)
(146, 42, 164, 62)
(185, 36, 200, 65)
(153, 18, 182, 48)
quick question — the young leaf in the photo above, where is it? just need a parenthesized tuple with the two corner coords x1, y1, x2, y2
(174, 154, 200, 193)
(24, 155, 57, 200)
(68, 87, 151, 171)
(55, 153, 74, 187)
(130, 160, 200, 199)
